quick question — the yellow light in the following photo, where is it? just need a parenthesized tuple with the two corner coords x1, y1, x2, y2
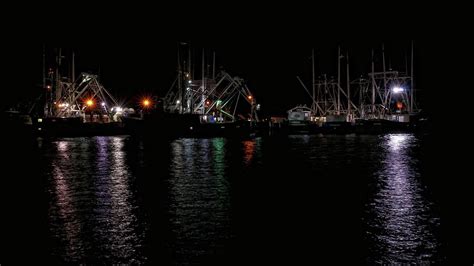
(248, 95, 253, 100)
(143, 99, 150, 107)
(86, 99, 94, 107)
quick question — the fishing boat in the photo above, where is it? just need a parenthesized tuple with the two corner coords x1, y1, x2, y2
(32, 48, 128, 137)
(288, 42, 424, 134)
(125, 43, 260, 139)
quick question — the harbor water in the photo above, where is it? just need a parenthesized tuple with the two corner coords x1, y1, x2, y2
(2, 133, 447, 264)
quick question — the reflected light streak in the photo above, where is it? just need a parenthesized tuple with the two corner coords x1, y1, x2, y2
(167, 138, 231, 262)
(50, 140, 85, 260)
(367, 134, 438, 263)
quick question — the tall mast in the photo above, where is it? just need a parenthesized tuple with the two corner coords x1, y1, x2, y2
(188, 44, 192, 113)
(188, 44, 192, 75)
(337, 46, 341, 114)
(410, 41, 414, 112)
(42, 45, 47, 116)
(55, 48, 62, 104)
(324, 74, 327, 113)
(202, 48, 205, 114)
(382, 43, 387, 106)
(312, 49, 316, 113)
(72, 50, 75, 83)
(371, 49, 375, 115)
(177, 43, 182, 113)
(346, 51, 350, 118)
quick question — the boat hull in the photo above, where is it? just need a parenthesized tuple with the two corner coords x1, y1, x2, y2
(124, 113, 256, 139)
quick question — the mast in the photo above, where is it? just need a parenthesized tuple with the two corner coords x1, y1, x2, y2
(177, 42, 183, 114)
(187, 45, 192, 113)
(312, 49, 316, 113)
(324, 74, 327, 113)
(55, 48, 62, 104)
(188, 44, 192, 75)
(382, 43, 387, 111)
(346, 51, 350, 119)
(202, 48, 205, 114)
(337, 46, 341, 114)
(410, 41, 414, 112)
(371, 49, 375, 115)
(42, 45, 48, 116)
(72, 50, 75, 83)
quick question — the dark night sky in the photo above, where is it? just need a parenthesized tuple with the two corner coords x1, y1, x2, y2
(2, 7, 451, 117)
(3, 39, 434, 115)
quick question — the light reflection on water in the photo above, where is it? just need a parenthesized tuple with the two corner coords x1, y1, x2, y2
(39, 134, 441, 264)
(242, 137, 261, 166)
(51, 140, 84, 259)
(47, 136, 145, 264)
(167, 138, 232, 263)
(365, 134, 440, 264)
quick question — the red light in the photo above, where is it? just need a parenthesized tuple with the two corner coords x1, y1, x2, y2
(396, 102, 403, 109)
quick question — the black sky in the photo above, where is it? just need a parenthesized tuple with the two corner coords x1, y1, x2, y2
(2, 6, 454, 117)
(4, 39, 434, 115)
